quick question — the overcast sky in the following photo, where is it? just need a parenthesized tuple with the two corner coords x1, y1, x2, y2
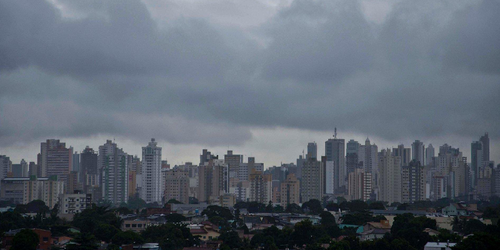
(0, 0, 499, 166)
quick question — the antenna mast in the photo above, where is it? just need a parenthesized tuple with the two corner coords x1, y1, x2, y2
(334, 127, 337, 139)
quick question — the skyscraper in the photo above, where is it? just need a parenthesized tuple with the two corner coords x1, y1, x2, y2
(480, 133, 490, 162)
(301, 157, 323, 202)
(307, 142, 317, 160)
(80, 146, 98, 192)
(361, 138, 378, 192)
(378, 149, 402, 204)
(198, 159, 228, 203)
(224, 150, 242, 178)
(40, 139, 73, 183)
(72, 152, 80, 173)
(280, 174, 300, 208)
(346, 140, 360, 175)
(141, 138, 162, 203)
(471, 141, 482, 188)
(425, 144, 435, 166)
(0, 155, 12, 181)
(411, 140, 425, 165)
(393, 144, 411, 166)
(101, 141, 129, 204)
(325, 133, 345, 193)
(401, 160, 425, 203)
(348, 168, 371, 202)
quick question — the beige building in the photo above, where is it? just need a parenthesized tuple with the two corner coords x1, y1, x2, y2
(301, 158, 323, 203)
(198, 159, 228, 203)
(249, 169, 272, 204)
(348, 169, 371, 201)
(280, 174, 300, 207)
(378, 149, 402, 204)
(163, 168, 190, 204)
(0, 176, 64, 208)
(213, 193, 237, 207)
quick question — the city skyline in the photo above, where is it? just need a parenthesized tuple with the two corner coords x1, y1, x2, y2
(0, 131, 496, 170)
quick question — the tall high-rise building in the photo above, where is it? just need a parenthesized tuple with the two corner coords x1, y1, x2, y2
(401, 160, 425, 203)
(80, 146, 98, 192)
(360, 138, 378, 191)
(411, 140, 425, 165)
(348, 168, 371, 202)
(0, 155, 12, 181)
(301, 157, 323, 202)
(200, 149, 218, 166)
(141, 138, 162, 203)
(249, 169, 272, 204)
(225, 150, 243, 178)
(12, 160, 28, 177)
(280, 174, 300, 208)
(28, 162, 37, 177)
(40, 139, 73, 183)
(325, 134, 345, 192)
(393, 144, 411, 166)
(162, 169, 189, 204)
(72, 152, 80, 173)
(307, 142, 317, 160)
(378, 149, 402, 204)
(425, 144, 435, 166)
(480, 133, 490, 163)
(198, 159, 228, 203)
(346, 140, 360, 175)
(100, 140, 129, 204)
(471, 141, 482, 188)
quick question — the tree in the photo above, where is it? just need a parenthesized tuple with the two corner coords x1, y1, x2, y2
(463, 219, 486, 235)
(127, 197, 147, 210)
(219, 230, 242, 249)
(11, 229, 39, 250)
(320, 211, 340, 238)
(72, 205, 122, 237)
(112, 231, 144, 246)
(142, 224, 192, 250)
(391, 213, 435, 249)
(302, 199, 323, 215)
(266, 201, 274, 213)
(285, 203, 303, 214)
(326, 202, 340, 212)
(341, 211, 374, 225)
(368, 202, 386, 210)
(67, 233, 99, 250)
(202, 205, 234, 220)
(95, 223, 120, 242)
(167, 199, 183, 204)
(454, 232, 500, 250)
(15, 200, 49, 214)
(165, 213, 187, 223)
(189, 197, 199, 204)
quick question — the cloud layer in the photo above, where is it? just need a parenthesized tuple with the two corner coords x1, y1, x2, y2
(0, 0, 499, 162)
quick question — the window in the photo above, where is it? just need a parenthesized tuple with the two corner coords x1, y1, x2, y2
(125, 224, 130, 228)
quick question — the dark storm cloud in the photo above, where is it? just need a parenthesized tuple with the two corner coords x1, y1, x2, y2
(0, 0, 499, 148)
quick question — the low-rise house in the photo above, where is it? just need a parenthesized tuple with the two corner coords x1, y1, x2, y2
(424, 242, 456, 250)
(359, 220, 391, 241)
(441, 203, 477, 217)
(189, 222, 220, 241)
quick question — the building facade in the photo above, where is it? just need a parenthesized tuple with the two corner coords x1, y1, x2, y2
(141, 138, 162, 203)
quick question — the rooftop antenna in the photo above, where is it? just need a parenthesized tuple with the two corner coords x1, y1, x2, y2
(334, 127, 337, 139)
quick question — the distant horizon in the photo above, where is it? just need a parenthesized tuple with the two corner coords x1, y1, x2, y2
(2, 129, 496, 169)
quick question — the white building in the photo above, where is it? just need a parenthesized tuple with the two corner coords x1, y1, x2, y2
(324, 161, 335, 195)
(141, 138, 162, 203)
(59, 193, 92, 214)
